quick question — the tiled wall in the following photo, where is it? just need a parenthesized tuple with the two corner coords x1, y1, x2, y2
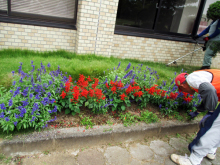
(0, 22, 76, 52)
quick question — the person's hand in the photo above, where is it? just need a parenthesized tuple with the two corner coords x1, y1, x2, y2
(188, 111, 199, 119)
(192, 35, 199, 40)
(199, 111, 213, 128)
(203, 37, 210, 42)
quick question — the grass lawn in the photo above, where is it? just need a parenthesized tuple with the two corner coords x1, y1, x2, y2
(0, 49, 199, 89)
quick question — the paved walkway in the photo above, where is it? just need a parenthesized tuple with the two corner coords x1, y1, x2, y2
(14, 134, 220, 165)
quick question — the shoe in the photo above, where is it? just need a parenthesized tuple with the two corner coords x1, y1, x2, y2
(199, 66, 210, 70)
(171, 154, 192, 165)
(206, 153, 216, 160)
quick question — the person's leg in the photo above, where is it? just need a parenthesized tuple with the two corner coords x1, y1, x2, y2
(202, 41, 214, 67)
(189, 113, 220, 164)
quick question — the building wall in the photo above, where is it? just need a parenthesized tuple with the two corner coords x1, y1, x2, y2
(111, 34, 220, 68)
(0, 22, 76, 52)
(1, 0, 220, 68)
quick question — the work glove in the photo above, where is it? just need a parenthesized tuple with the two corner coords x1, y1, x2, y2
(192, 35, 199, 40)
(199, 111, 213, 128)
(203, 37, 210, 42)
(188, 111, 199, 119)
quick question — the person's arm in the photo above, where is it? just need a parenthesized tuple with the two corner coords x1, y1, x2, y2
(196, 82, 218, 112)
(198, 24, 211, 37)
(208, 19, 220, 39)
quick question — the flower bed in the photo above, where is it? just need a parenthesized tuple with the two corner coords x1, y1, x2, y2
(0, 62, 201, 133)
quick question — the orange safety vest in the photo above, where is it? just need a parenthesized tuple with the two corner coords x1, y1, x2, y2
(192, 69, 220, 101)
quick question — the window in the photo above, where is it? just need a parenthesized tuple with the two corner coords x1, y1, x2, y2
(197, 0, 219, 34)
(115, 0, 206, 42)
(0, 0, 77, 29)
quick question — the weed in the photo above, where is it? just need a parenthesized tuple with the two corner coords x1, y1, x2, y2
(43, 150, 50, 155)
(139, 110, 159, 124)
(103, 128, 113, 132)
(119, 112, 138, 127)
(106, 120, 113, 126)
(176, 133, 181, 138)
(80, 115, 94, 129)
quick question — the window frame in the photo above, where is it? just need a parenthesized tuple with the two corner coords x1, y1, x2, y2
(114, 0, 207, 44)
(0, 0, 78, 29)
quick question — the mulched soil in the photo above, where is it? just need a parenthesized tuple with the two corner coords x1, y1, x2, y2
(47, 103, 189, 129)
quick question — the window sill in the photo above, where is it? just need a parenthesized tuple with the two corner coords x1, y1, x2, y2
(114, 25, 204, 44)
(0, 15, 76, 30)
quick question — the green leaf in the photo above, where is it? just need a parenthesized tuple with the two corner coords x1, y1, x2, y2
(65, 109, 71, 114)
(61, 102, 65, 106)
(85, 101, 89, 107)
(71, 112, 76, 116)
(121, 105, 126, 111)
(131, 95, 134, 99)
(89, 104, 93, 109)
(75, 108, 80, 113)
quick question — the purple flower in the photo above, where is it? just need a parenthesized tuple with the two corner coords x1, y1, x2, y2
(8, 99, 13, 107)
(12, 81, 16, 85)
(21, 99, 29, 107)
(47, 63, 51, 67)
(117, 62, 121, 70)
(5, 117, 10, 122)
(0, 112, 4, 118)
(47, 92, 51, 97)
(15, 113, 19, 119)
(31, 61, 33, 64)
(30, 116, 36, 123)
(159, 104, 162, 109)
(114, 75, 118, 82)
(125, 63, 131, 71)
(123, 70, 133, 79)
(49, 81, 53, 85)
(11, 71, 15, 76)
(14, 121, 18, 126)
(0, 103, 6, 110)
(29, 93, 33, 98)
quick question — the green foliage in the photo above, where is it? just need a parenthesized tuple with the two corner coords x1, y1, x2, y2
(80, 115, 94, 129)
(139, 111, 159, 124)
(206, 1, 220, 21)
(210, 41, 220, 57)
(119, 110, 159, 126)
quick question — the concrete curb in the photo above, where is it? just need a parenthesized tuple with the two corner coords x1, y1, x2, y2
(0, 120, 200, 156)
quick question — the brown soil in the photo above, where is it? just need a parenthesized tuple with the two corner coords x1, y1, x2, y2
(47, 103, 189, 129)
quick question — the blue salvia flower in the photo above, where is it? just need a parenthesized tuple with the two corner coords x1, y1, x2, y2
(174, 102, 178, 105)
(52, 106, 57, 113)
(30, 116, 36, 123)
(35, 94, 40, 100)
(8, 99, 13, 107)
(104, 71, 105, 74)
(21, 99, 29, 107)
(0, 112, 4, 118)
(14, 121, 18, 126)
(49, 80, 53, 85)
(48, 110, 52, 113)
(114, 67, 115, 70)
(19, 77, 23, 83)
(174, 72, 176, 75)
(31, 61, 33, 64)
(171, 79, 174, 85)
(12, 81, 16, 85)
(42, 124, 48, 128)
(123, 70, 133, 79)
(114, 75, 118, 82)
(5, 117, 10, 122)
(103, 78, 108, 84)
(47, 63, 51, 67)
(47, 92, 51, 98)
(18, 63, 22, 73)
(11, 71, 15, 76)
(165, 107, 168, 110)
(50, 99, 55, 104)
(132, 74, 136, 79)
(22, 87, 29, 97)
(117, 62, 121, 70)
(10, 90, 13, 94)
(0, 103, 6, 110)
(15, 113, 19, 119)
(125, 63, 131, 71)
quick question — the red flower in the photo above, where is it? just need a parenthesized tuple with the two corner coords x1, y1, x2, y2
(133, 91, 143, 97)
(184, 97, 192, 103)
(65, 81, 71, 92)
(119, 93, 127, 100)
(81, 89, 89, 98)
(95, 88, 103, 99)
(132, 86, 140, 92)
(60, 91, 66, 99)
(117, 81, 124, 89)
(92, 78, 99, 89)
(126, 85, 133, 94)
(169, 92, 178, 100)
(111, 86, 117, 94)
(105, 83, 110, 89)
(87, 76, 92, 82)
(77, 74, 88, 88)
(68, 76, 73, 82)
(89, 89, 95, 97)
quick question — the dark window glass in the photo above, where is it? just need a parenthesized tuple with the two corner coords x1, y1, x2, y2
(116, 0, 201, 35)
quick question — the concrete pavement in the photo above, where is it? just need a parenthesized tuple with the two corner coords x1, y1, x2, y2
(20, 134, 220, 165)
